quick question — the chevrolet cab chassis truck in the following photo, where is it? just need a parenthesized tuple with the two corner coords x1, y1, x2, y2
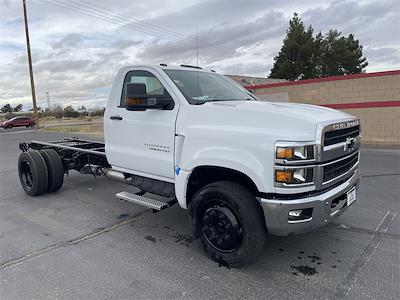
(18, 65, 361, 266)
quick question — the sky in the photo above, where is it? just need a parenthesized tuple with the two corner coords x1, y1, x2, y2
(0, 0, 399, 110)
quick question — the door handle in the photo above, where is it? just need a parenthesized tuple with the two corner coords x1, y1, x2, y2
(110, 115, 123, 120)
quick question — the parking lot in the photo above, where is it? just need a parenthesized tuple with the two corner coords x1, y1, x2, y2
(0, 128, 399, 299)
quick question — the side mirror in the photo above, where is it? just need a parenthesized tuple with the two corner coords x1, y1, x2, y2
(125, 83, 174, 111)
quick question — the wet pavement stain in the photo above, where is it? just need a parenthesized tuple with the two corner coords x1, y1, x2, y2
(174, 233, 194, 243)
(145, 235, 157, 243)
(174, 233, 194, 248)
(291, 265, 318, 276)
(307, 255, 321, 261)
(117, 213, 129, 219)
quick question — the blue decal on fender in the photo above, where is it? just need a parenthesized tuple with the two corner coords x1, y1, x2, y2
(175, 166, 181, 175)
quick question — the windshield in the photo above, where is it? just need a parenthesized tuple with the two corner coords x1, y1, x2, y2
(164, 69, 258, 104)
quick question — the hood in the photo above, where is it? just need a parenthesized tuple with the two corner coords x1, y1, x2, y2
(208, 100, 353, 123)
(179, 100, 355, 142)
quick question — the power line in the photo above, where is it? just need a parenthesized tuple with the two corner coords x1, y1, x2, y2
(70, 0, 190, 41)
(39, 0, 183, 41)
(38, 0, 232, 53)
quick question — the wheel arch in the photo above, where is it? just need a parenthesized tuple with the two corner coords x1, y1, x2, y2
(184, 165, 261, 209)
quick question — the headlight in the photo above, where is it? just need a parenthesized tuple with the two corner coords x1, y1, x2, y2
(275, 144, 315, 161)
(275, 168, 314, 184)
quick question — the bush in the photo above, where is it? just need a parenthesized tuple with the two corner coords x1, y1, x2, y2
(89, 107, 105, 117)
(63, 106, 79, 118)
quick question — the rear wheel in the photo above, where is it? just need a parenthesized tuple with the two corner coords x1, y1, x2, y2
(39, 149, 64, 192)
(191, 181, 267, 267)
(18, 151, 48, 196)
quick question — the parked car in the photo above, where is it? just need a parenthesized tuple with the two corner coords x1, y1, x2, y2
(17, 64, 360, 266)
(0, 117, 35, 129)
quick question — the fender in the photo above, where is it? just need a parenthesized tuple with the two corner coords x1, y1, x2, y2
(174, 147, 266, 209)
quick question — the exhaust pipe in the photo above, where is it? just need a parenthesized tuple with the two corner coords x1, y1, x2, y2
(104, 169, 132, 184)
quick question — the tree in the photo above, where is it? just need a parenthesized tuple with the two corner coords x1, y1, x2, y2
(316, 30, 368, 77)
(269, 14, 368, 80)
(13, 104, 23, 112)
(1, 104, 13, 113)
(63, 105, 79, 118)
(269, 13, 317, 80)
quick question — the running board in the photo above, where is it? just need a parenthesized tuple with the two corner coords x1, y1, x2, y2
(116, 191, 176, 211)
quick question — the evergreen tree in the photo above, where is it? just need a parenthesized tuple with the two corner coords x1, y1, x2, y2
(13, 104, 23, 112)
(1, 104, 13, 113)
(269, 13, 316, 80)
(269, 14, 368, 80)
(318, 30, 368, 77)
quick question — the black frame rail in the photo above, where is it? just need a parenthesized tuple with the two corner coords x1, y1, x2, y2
(19, 137, 109, 171)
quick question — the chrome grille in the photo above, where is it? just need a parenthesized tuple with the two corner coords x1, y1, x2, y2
(324, 125, 360, 146)
(323, 153, 359, 183)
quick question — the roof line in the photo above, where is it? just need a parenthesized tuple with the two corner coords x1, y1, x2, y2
(244, 70, 400, 90)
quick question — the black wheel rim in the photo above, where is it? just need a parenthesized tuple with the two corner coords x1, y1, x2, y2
(21, 160, 33, 189)
(201, 201, 243, 253)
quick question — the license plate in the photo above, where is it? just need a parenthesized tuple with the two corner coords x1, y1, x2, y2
(346, 187, 357, 206)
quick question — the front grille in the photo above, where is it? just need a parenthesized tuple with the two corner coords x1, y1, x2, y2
(324, 125, 360, 146)
(323, 153, 358, 182)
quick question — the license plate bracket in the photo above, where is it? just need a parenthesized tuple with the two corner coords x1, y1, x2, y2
(346, 186, 357, 206)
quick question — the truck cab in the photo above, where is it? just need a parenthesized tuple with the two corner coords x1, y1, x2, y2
(19, 65, 361, 266)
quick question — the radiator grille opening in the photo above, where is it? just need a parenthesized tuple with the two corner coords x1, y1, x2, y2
(323, 154, 358, 182)
(324, 125, 360, 146)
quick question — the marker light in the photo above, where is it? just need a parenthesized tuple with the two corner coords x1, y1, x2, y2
(275, 170, 294, 183)
(276, 147, 294, 159)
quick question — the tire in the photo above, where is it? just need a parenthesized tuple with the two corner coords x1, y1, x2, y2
(39, 149, 64, 192)
(18, 151, 48, 196)
(190, 181, 267, 267)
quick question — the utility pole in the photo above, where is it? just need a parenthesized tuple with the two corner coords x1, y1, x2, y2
(23, 0, 39, 128)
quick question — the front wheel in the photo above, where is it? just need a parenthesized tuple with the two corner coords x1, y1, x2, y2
(191, 181, 267, 267)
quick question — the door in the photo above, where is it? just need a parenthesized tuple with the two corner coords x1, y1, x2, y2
(15, 118, 26, 127)
(106, 68, 178, 180)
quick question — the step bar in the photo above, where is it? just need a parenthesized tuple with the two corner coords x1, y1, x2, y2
(116, 191, 176, 211)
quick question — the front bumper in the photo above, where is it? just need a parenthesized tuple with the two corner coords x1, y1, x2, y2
(260, 169, 360, 236)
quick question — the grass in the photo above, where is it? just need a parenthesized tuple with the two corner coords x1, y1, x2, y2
(42, 123, 103, 136)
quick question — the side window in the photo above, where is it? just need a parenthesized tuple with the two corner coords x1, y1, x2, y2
(120, 70, 173, 108)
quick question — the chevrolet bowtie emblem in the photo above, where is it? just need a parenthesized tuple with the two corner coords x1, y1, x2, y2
(344, 137, 356, 151)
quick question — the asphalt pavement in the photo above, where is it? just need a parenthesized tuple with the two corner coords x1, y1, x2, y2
(0, 128, 399, 299)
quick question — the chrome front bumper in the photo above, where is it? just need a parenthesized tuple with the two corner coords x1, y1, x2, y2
(260, 169, 360, 236)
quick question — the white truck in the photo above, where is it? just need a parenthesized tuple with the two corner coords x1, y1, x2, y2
(18, 64, 361, 266)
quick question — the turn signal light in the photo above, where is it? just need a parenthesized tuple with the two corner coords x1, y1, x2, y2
(276, 147, 294, 159)
(275, 170, 294, 183)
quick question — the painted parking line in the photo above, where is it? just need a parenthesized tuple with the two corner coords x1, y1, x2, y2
(0, 129, 38, 135)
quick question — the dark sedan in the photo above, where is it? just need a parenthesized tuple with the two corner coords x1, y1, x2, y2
(0, 117, 35, 129)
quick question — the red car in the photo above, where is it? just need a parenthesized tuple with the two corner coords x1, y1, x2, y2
(0, 117, 35, 129)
